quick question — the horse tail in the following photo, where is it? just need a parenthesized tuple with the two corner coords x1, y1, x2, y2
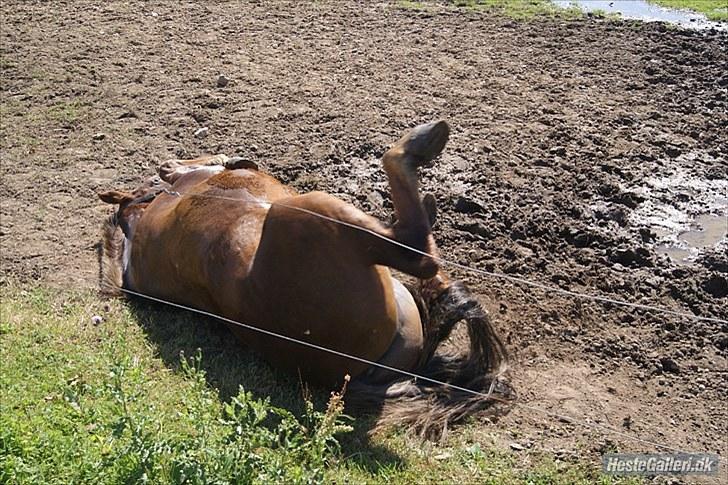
(348, 280, 512, 440)
(98, 212, 125, 296)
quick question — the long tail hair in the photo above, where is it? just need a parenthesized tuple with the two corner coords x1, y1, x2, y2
(348, 280, 513, 440)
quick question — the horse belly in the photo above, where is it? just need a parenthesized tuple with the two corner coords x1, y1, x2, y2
(245, 256, 399, 385)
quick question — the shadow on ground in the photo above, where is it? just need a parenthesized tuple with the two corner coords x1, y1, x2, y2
(126, 297, 404, 474)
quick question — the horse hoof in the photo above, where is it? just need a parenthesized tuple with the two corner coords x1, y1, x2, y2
(397, 120, 450, 167)
(224, 157, 259, 171)
(159, 160, 181, 183)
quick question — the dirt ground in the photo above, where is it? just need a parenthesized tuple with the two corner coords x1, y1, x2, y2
(2, 0, 726, 476)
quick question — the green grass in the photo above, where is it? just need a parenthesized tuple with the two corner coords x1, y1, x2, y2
(405, 0, 727, 21)
(398, 0, 427, 9)
(649, 0, 728, 21)
(0, 58, 16, 69)
(46, 100, 88, 124)
(0, 285, 351, 484)
(1, 284, 638, 484)
(399, 0, 582, 18)
(449, 0, 583, 19)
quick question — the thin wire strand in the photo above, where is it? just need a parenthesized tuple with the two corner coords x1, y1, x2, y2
(160, 188, 727, 325)
(119, 286, 687, 453)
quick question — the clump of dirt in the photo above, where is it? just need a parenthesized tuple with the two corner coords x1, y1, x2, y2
(1, 0, 726, 472)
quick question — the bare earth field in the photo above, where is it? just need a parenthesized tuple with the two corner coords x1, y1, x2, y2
(1, 0, 727, 480)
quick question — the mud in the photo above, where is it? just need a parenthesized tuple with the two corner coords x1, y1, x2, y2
(628, 166, 728, 265)
(1, 0, 726, 473)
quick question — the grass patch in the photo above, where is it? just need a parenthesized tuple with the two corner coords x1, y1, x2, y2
(398, 0, 427, 9)
(449, 0, 583, 19)
(1, 284, 638, 483)
(422, 0, 727, 22)
(0, 58, 16, 70)
(649, 0, 728, 21)
(0, 285, 351, 484)
(46, 100, 88, 125)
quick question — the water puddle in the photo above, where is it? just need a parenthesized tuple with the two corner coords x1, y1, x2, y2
(553, 0, 728, 31)
(626, 164, 728, 265)
(655, 212, 727, 264)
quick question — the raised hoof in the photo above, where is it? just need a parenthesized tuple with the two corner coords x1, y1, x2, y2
(395, 120, 450, 168)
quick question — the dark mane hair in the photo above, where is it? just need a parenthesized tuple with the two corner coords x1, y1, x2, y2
(98, 211, 124, 296)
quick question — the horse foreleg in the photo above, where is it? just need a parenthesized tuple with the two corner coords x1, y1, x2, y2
(158, 154, 229, 183)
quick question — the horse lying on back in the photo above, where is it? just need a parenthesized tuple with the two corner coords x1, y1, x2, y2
(99, 121, 510, 438)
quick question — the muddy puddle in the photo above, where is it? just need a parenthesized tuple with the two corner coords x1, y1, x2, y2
(626, 163, 728, 265)
(655, 212, 727, 264)
(553, 0, 728, 31)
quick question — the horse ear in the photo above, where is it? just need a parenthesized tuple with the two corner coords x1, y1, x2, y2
(423, 193, 437, 227)
(98, 190, 133, 205)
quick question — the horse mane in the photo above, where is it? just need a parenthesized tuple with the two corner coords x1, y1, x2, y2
(98, 212, 124, 296)
(348, 280, 513, 440)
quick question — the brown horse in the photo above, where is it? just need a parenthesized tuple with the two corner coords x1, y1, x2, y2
(99, 121, 510, 437)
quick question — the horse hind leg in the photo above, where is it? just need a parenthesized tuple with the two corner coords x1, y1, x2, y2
(381, 123, 458, 326)
(383, 120, 449, 239)
(367, 121, 450, 280)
